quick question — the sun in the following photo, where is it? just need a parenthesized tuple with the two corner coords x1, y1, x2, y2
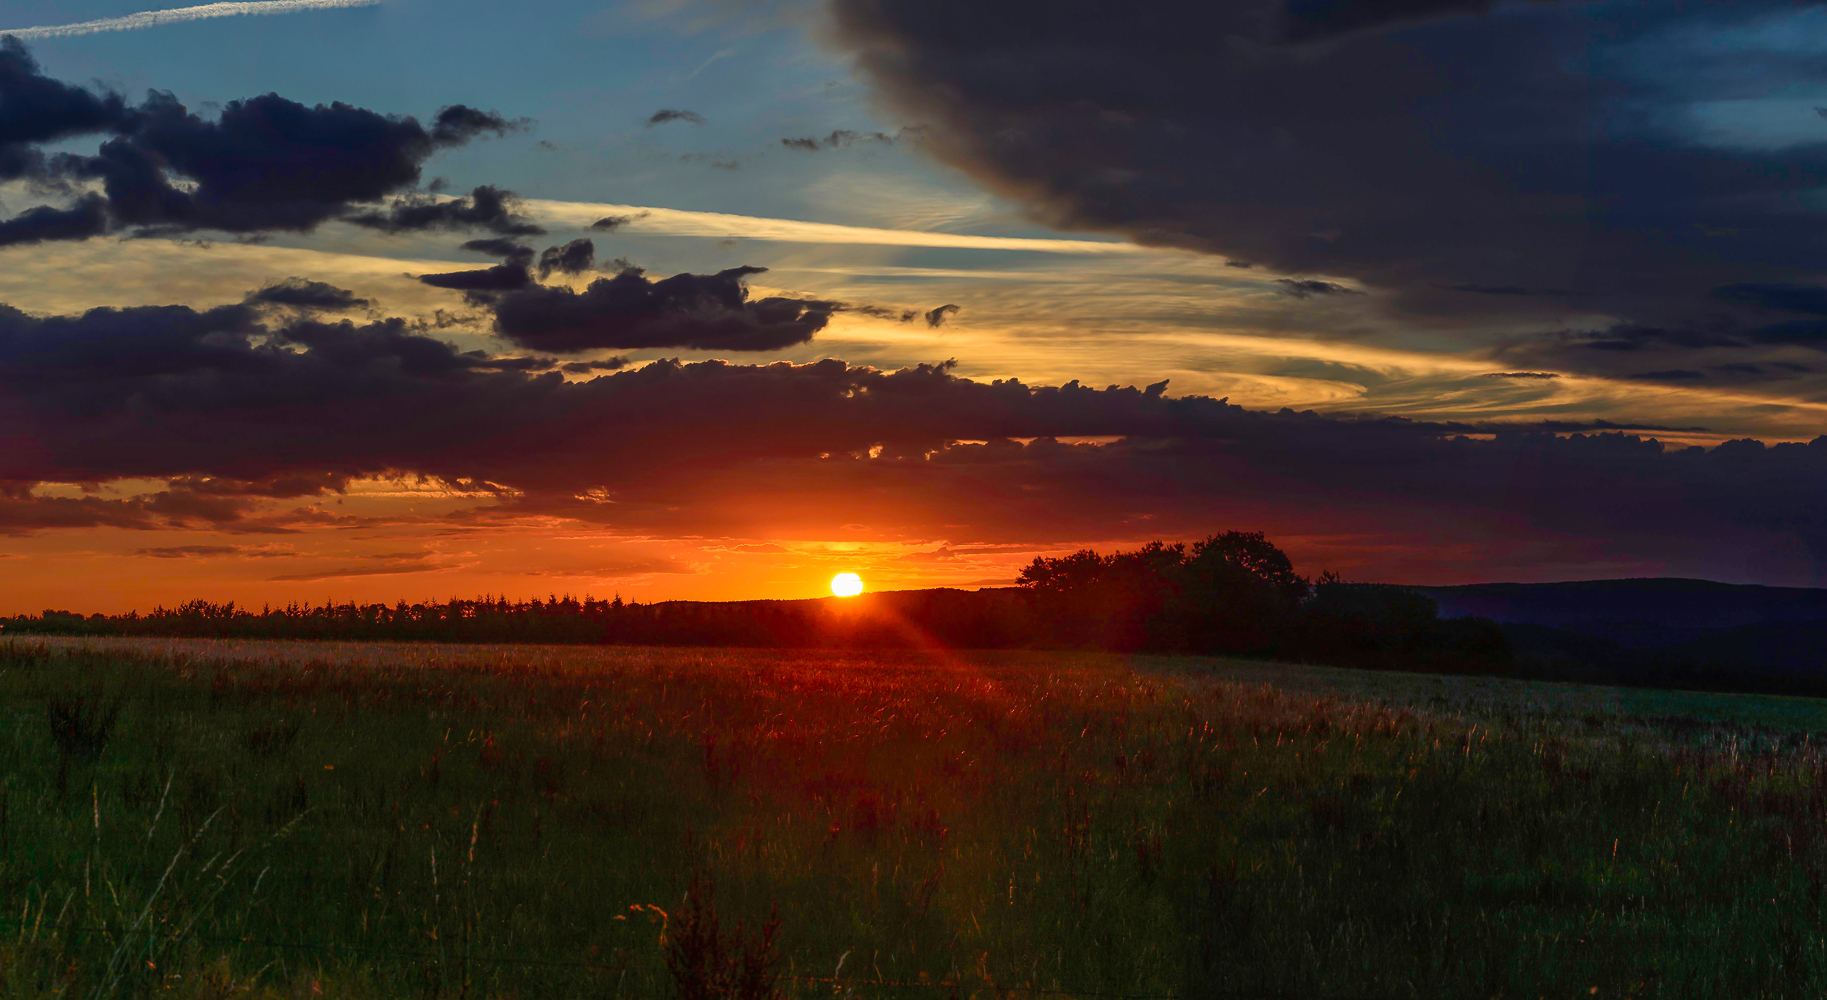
(830, 572, 865, 597)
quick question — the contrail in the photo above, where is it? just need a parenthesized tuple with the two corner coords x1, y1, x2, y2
(2, 0, 380, 40)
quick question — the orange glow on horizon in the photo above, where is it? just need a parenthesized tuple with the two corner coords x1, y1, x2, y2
(831, 573, 865, 597)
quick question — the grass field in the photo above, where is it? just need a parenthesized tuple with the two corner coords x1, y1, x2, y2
(4, 636, 1827, 998)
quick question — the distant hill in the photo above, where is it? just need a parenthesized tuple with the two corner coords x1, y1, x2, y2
(1399, 578, 1827, 678)
(1411, 578, 1827, 631)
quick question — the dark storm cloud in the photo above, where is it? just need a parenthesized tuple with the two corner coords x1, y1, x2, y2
(779, 129, 901, 151)
(165, 473, 347, 498)
(457, 355, 629, 373)
(850, 304, 921, 322)
(344, 185, 545, 236)
(418, 263, 533, 291)
(1278, 0, 1557, 42)
(645, 109, 706, 127)
(0, 300, 580, 525)
(1625, 369, 1708, 382)
(484, 265, 838, 353)
(1495, 318, 1827, 384)
(1441, 284, 1541, 297)
(426, 105, 527, 146)
(0, 39, 520, 241)
(246, 278, 371, 311)
(72, 95, 519, 234)
(0, 479, 292, 536)
(1691, 284, 1827, 352)
(0, 195, 109, 247)
(6, 294, 1827, 580)
(463, 355, 551, 371)
(1276, 279, 1360, 300)
(560, 358, 631, 373)
(591, 213, 645, 231)
(1552, 324, 1741, 353)
(136, 545, 240, 558)
(1511, 313, 1827, 373)
(0, 308, 1716, 489)
(0, 36, 126, 181)
(460, 238, 536, 264)
(1741, 321, 1827, 348)
(1714, 284, 1827, 316)
(135, 544, 291, 559)
(537, 238, 595, 278)
(824, 0, 1827, 346)
(418, 249, 855, 352)
(0, 297, 530, 428)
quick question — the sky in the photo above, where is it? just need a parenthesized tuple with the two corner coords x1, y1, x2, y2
(5, 0, 1827, 612)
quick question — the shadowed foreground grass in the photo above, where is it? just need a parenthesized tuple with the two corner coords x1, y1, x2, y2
(2, 637, 1826, 998)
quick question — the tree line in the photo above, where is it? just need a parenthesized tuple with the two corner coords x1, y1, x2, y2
(1014, 532, 1510, 670)
(2, 532, 1513, 674)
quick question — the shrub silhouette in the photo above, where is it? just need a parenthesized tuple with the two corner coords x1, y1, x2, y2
(47, 696, 120, 797)
(47, 697, 118, 764)
(665, 876, 782, 1000)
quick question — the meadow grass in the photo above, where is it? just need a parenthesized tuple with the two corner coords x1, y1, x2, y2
(1, 636, 1826, 998)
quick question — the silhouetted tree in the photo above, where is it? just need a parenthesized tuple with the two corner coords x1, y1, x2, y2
(1017, 532, 1310, 653)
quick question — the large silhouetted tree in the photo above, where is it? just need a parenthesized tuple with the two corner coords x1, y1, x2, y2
(1017, 532, 1311, 653)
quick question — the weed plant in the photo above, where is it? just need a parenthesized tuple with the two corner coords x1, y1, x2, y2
(0, 636, 1825, 998)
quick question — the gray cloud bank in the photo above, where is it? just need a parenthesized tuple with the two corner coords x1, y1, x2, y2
(825, 0, 1827, 367)
(2, 292, 1826, 583)
(0, 36, 520, 243)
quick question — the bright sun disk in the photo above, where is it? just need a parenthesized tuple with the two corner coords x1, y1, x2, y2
(831, 572, 864, 597)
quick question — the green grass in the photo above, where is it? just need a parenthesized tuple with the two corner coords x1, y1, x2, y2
(1169, 655, 1827, 753)
(2, 635, 1827, 998)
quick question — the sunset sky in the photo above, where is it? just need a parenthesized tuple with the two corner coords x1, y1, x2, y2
(7, 0, 1827, 612)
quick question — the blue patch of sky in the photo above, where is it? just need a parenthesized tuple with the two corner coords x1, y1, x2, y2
(1605, 4, 1827, 151)
(10, 0, 1010, 233)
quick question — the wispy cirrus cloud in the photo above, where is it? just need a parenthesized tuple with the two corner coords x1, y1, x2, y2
(1, 0, 378, 40)
(528, 199, 1149, 255)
